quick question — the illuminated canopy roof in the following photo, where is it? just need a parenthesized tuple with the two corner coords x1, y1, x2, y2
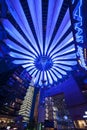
(1, 0, 77, 87)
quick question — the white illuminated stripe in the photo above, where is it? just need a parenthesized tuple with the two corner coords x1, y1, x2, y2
(49, 70, 57, 81)
(55, 36, 73, 55)
(44, 71, 48, 85)
(29, 68, 37, 75)
(51, 68, 62, 79)
(4, 39, 36, 58)
(24, 61, 34, 64)
(1, 19, 38, 56)
(44, 71, 47, 81)
(50, 69, 60, 79)
(49, 70, 54, 82)
(54, 60, 77, 66)
(53, 64, 72, 71)
(32, 70, 38, 78)
(48, 20, 69, 54)
(53, 36, 73, 55)
(26, 66, 35, 71)
(45, 0, 63, 54)
(22, 64, 32, 68)
(47, 71, 53, 84)
(47, 8, 71, 54)
(59, 48, 75, 55)
(34, 0, 43, 53)
(39, 71, 43, 86)
(52, 66, 67, 75)
(85, 111, 87, 115)
(83, 115, 87, 118)
(52, 53, 76, 61)
(34, 71, 41, 84)
(27, 0, 43, 54)
(51, 45, 75, 58)
(50, 32, 74, 56)
(13, 60, 34, 65)
(6, 0, 40, 55)
(9, 52, 34, 61)
(45, 71, 49, 85)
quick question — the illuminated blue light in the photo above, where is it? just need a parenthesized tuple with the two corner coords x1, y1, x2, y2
(54, 60, 77, 66)
(6, 0, 40, 55)
(83, 115, 87, 118)
(22, 64, 35, 68)
(38, 71, 43, 85)
(35, 56, 53, 71)
(50, 69, 61, 80)
(52, 67, 67, 75)
(75, 24, 83, 43)
(33, 0, 43, 53)
(73, 0, 82, 21)
(47, 8, 71, 55)
(38, 72, 42, 86)
(44, 71, 48, 84)
(51, 68, 62, 79)
(72, 0, 86, 69)
(1, 0, 77, 87)
(27, 68, 36, 74)
(77, 46, 87, 70)
(34, 71, 40, 83)
(34, 71, 41, 85)
(51, 45, 75, 59)
(1, 19, 38, 56)
(73, 0, 83, 43)
(49, 70, 57, 82)
(49, 32, 74, 57)
(72, 0, 75, 4)
(9, 52, 34, 61)
(53, 64, 72, 71)
(45, 71, 49, 85)
(30, 69, 38, 77)
(29, 68, 38, 75)
(4, 39, 36, 59)
(47, 71, 53, 84)
(27, 0, 43, 54)
(52, 53, 76, 61)
(13, 60, 34, 65)
(45, 0, 63, 54)
(26, 67, 37, 73)
(48, 70, 55, 82)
